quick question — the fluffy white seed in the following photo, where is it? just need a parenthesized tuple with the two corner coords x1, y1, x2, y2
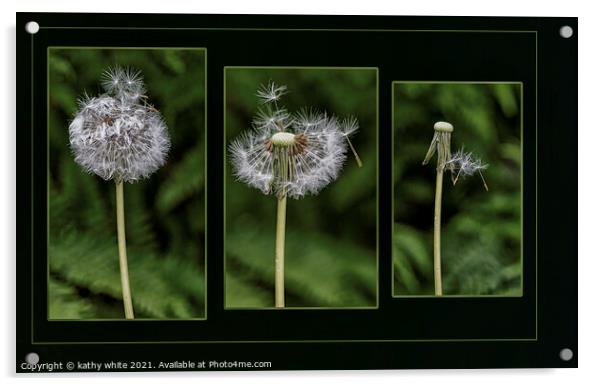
(256, 81, 288, 104)
(445, 148, 488, 187)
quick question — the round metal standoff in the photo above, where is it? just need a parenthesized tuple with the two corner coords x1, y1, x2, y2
(434, 121, 454, 132)
(25, 352, 40, 365)
(559, 26, 573, 39)
(25, 21, 40, 34)
(559, 348, 574, 361)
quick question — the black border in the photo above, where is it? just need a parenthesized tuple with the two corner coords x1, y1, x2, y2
(16, 12, 577, 371)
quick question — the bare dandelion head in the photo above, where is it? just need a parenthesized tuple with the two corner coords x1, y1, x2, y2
(69, 66, 170, 183)
(229, 82, 359, 199)
(423, 121, 453, 171)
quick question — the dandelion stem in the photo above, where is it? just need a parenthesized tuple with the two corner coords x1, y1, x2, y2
(433, 168, 444, 296)
(425, 122, 452, 296)
(274, 194, 287, 308)
(115, 181, 135, 319)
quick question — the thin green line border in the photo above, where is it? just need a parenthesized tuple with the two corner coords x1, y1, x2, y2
(43, 46, 208, 325)
(390, 80, 525, 299)
(38, 26, 537, 34)
(32, 337, 537, 345)
(223, 65, 380, 310)
(25, 26, 538, 345)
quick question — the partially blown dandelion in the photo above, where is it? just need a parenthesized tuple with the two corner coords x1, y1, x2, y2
(69, 66, 170, 318)
(423, 121, 487, 296)
(229, 81, 361, 307)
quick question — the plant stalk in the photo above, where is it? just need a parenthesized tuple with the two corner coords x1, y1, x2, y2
(433, 168, 444, 296)
(274, 194, 287, 308)
(424, 122, 453, 296)
(115, 181, 135, 319)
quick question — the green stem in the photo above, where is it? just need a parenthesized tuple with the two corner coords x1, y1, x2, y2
(115, 181, 135, 319)
(274, 194, 287, 308)
(433, 169, 444, 296)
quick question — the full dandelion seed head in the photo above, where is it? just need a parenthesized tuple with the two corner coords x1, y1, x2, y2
(229, 82, 359, 199)
(69, 66, 170, 183)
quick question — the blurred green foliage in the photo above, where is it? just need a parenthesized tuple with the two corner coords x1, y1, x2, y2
(48, 48, 206, 318)
(393, 82, 522, 296)
(225, 68, 378, 308)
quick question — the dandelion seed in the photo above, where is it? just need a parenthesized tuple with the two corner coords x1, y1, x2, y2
(446, 148, 489, 190)
(293, 107, 327, 131)
(340, 116, 363, 167)
(101, 66, 146, 104)
(253, 106, 290, 132)
(256, 81, 288, 104)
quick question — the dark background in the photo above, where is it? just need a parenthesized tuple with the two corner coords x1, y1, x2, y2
(393, 82, 522, 296)
(17, 13, 576, 370)
(225, 68, 377, 308)
(48, 48, 206, 319)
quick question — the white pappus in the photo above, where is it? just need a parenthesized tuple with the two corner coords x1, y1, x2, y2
(445, 148, 489, 190)
(69, 66, 170, 183)
(229, 81, 361, 199)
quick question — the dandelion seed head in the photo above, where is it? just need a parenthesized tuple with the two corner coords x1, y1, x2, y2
(229, 83, 357, 199)
(69, 66, 170, 183)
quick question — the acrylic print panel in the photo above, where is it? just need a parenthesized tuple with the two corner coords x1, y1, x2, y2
(392, 82, 522, 297)
(224, 67, 378, 309)
(47, 47, 206, 320)
(17, 12, 576, 371)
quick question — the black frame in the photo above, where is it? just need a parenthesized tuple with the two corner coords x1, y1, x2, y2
(16, 12, 577, 371)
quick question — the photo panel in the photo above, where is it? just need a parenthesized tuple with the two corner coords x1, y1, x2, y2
(47, 47, 206, 319)
(392, 81, 522, 297)
(224, 67, 378, 309)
